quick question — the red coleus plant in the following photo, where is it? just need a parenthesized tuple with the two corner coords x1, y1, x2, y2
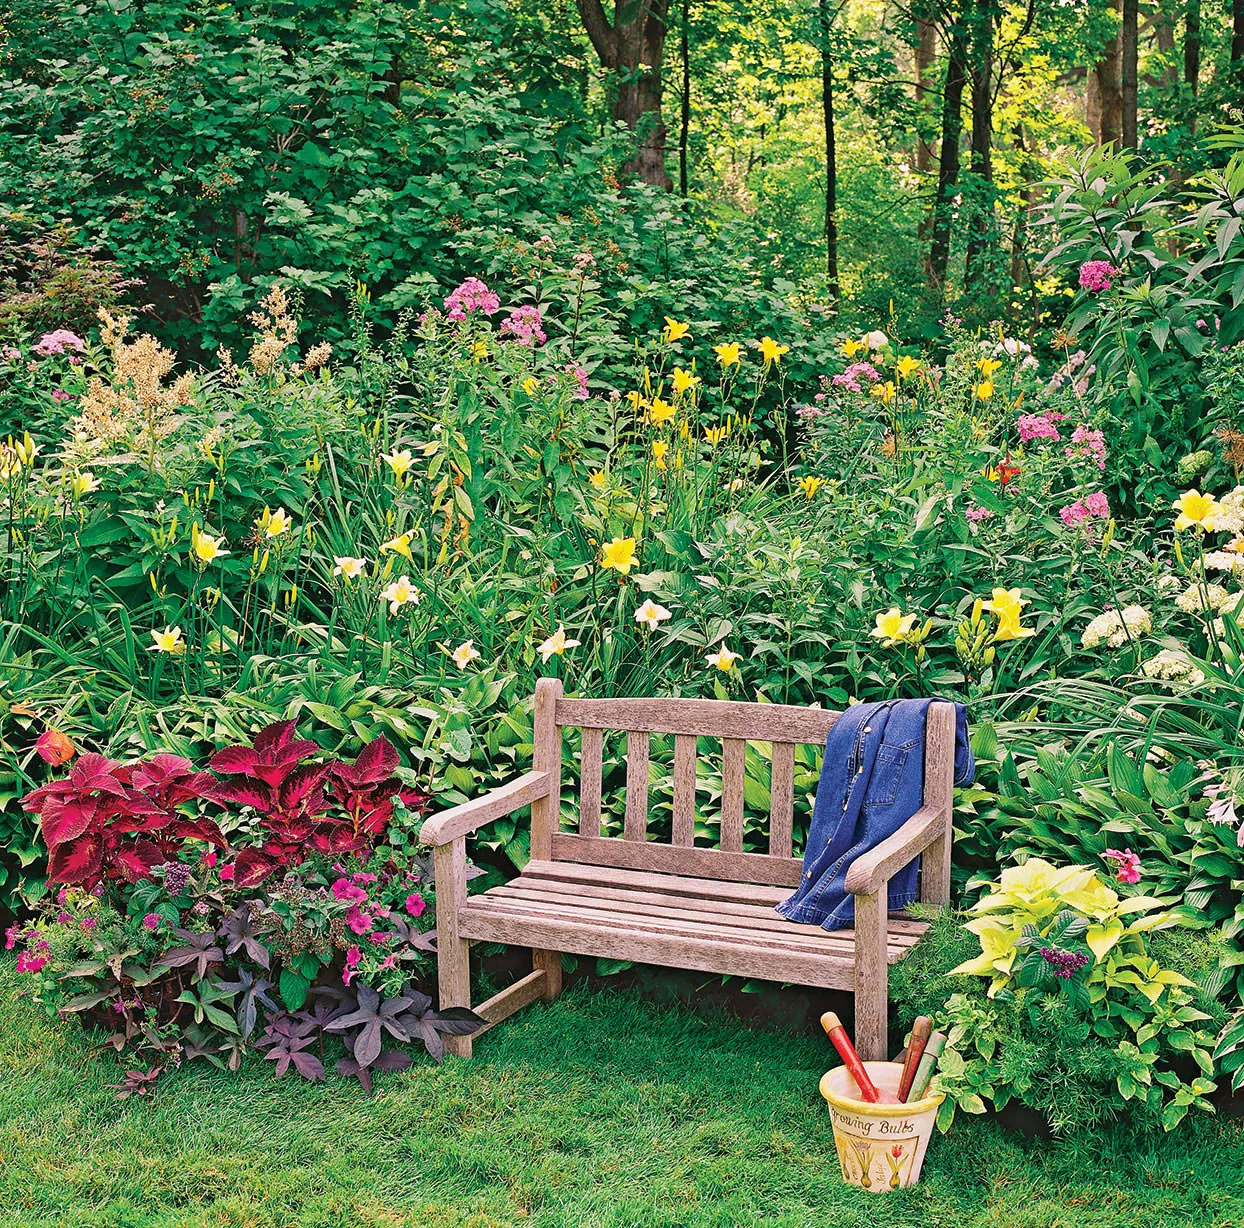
(208, 721, 429, 888)
(22, 753, 225, 888)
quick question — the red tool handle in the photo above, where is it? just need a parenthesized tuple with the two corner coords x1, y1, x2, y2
(820, 1011, 880, 1103)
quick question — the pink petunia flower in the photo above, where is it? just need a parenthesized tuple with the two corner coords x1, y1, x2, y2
(331, 877, 368, 904)
(16, 952, 47, 973)
(346, 907, 373, 935)
(405, 893, 426, 918)
(342, 945, 363, 986)
(219, 864, 235, 882)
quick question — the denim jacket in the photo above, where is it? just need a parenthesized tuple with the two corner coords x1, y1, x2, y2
(775, 698, 973, 931)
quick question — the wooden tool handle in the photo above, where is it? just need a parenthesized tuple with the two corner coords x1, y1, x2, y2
(820, 1011, 880, 1103)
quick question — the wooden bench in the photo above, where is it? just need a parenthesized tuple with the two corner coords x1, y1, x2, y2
(420, 679, 956, 1059)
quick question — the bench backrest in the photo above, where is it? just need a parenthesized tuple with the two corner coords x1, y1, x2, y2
(530, 678, 952, 890)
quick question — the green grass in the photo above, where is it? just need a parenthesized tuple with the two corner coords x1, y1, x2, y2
(4, 962, 1244, 1228)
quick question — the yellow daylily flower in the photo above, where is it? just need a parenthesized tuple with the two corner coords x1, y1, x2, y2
(842, 338, 865, 359)
(333, 556, 367, 580)
(258, 506, 292, 538)
(1173, 489, 1221, 532)
(600, 536, 638, 575)
(871, 381, 896, 404)
(713, 342, 741, 367)
(648, 397, 675, 425)
(69, 471, 100, 499)
(451, 640, 481, 670)
(871, 607, 919, 647)
(634, 598, 672, 629)
(977, 356, 1003, 377)
(983, 586, 1035, 641)
(652, 440, 669, 470)
(381, 575, 419, 613)
(383, 449, 414, 481)
(626, 390, 648, 412)
(589, 470, 607, 490)
(522, 376, 538, 397)
(470, 341, 488, 360)
(705, 424, 729, 447)
(672, 366, 699, 395)
(973, 380, 994, 401)
(190, 523, 229, 565)
(663, 316, 690, 343)
(149, 626, 185, 656)
(381, 532, 414, 562)
(704, 646, 741, 671)
(757, 336, 789, 366)
(895, 355, 921, 380)
(537, 625, 581, 664)
(798, 475, 823, 499)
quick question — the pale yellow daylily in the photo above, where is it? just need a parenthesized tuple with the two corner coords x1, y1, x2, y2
(1173, 489, 1220, 532)
(451, 640, 481, 670)
(149, 626, 185, 655)
(537, 625, 581, 664)
(381, 575, 419, 613)
(634, 598, 672, 629)
(704, 646, 741, 671)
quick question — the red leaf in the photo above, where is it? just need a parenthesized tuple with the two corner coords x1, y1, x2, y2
(253, 721, 298, 754)
(352, 736, 399, 783)
(209, 746, 259, 776)
(278, 763, 332, 811)
(40, 795, 99, 848)
(233, 847, 278, 888)
(212, 780, 275, 812)
(112, 840, 165, 883)
(169, 817, 226, 846)
(47, 832, 105, 886)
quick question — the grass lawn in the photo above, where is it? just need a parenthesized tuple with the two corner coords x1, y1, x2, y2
(4, 961, 1244, 1228)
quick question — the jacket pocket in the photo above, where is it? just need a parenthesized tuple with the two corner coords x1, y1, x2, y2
(864, 744, 911, 811)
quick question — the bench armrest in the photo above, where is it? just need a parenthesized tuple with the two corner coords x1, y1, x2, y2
(843, 804, 946, 896)
(420, 771, 552, 847)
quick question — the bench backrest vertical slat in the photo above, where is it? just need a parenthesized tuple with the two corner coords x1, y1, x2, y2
(578, 726, 603, 836)
(768, 740, 795, 859)
(550, 695, 839, 885)
(529, 677, 563, 861)
(671, 734, 697, 846)
(623, 730, 650, 841)
(720, 737, 746, 852)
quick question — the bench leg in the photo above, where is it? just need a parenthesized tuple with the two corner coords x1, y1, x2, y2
(532, 949, 562, 1000)
(853, 889, 888, 1061)
(434, 838, 473, 1058)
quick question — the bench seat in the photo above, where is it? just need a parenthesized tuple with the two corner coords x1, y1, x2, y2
(460, 859, 928, 989)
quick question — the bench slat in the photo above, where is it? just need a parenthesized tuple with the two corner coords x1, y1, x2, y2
(672, 734, 696, 846)
(557, 697, 839, 742)
(624, 730, 649, 840)
(769, 741, 795, 859)
(488, 879, 925, 949)
(578, 727, 603, 837)
(550, 832, 803, 886)
(525, 858, 791, 907)
(457, 907, 859, 989)
(720, 738, 745, 852)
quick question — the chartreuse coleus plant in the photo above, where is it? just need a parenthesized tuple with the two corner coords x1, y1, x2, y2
(931, 859, 1216, 1133)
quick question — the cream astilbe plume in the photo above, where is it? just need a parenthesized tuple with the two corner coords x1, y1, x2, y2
(248, 285, 299, 376)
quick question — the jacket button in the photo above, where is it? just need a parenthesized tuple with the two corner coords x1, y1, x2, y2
(805, 871, 812, 879)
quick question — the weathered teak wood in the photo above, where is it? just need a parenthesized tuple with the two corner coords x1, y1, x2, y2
(422, 693, 958, 1062)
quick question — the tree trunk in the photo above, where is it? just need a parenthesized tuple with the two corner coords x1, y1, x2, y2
(1121, 0, 1138, 149)
(1185, 0, 1200, 133)
(1234, 0, 1244, 74)
(818, 0, 839, 296)
(1009, 126, 1034, 287)
(915, 13, 937, 174)
(928, 19, 968, 290)
(679, 0, 690, 196)
(577, 0, 672, 188)
(964, 0, 996, 292)
(1095, 0, 1123, 147)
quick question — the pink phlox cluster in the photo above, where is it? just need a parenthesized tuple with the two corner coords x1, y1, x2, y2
(443, 277, 500, 322)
